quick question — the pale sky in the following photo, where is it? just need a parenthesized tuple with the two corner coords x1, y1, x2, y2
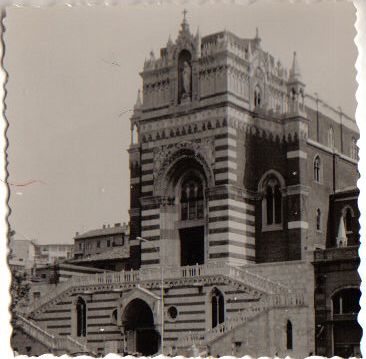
(4, 2, 357, 244)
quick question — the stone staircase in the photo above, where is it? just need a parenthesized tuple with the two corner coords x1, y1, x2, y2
(15, 314, 96, 355)
(20, 262, 291, 316)
(175, 289, 305, 353)
(19, 269, 140, 315)
(15, 262, 305, 356)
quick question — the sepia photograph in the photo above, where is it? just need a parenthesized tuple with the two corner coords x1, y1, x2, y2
(3, 1, 362, 357)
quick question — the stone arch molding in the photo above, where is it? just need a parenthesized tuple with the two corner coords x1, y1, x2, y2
(257, 169, 286, 193)
(153, 140, 215, 197)
(118, 287, 162, 329)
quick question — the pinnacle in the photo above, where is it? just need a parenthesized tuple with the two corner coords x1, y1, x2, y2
(134, 89, 142, 109)
(289, 51, 302, 82)
(181, 8, 190, 32)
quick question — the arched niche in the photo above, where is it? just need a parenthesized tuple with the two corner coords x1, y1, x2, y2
(178, 50, 192, 103)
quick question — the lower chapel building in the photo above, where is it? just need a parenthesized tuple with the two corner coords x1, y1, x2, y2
(13, 17, 361, 358)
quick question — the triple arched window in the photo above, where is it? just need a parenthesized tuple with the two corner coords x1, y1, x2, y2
(211, 288, 225, 328)
(180, 176, 204, 220)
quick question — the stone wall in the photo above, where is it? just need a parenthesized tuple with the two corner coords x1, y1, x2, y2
(209, 306, 313, 358)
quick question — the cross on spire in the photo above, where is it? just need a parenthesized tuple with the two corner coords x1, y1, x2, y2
(181, 8, 190, 32)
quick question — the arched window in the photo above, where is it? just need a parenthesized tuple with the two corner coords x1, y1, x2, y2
(131, 124, 138, 145)
(328, 127, 334, 148)
(350, 137, 358, 160)
(263, 177, 282, 226)
(111, 309, 118, 326)
(332, 288, 362, 357)
(314, 156, 321, 182)
(291, 87, 296, 101)
(316, 208, 322, 231)
(332, 288, 361, 315)
(265, 185, 273, 225)
(344, 207, 353, 233)
(286, 320, 293, 350)
(76, 297, 87, 337)
(180, 176, 204, 220)
(211, 288, 225, 328)
(254, 86, 261, 108)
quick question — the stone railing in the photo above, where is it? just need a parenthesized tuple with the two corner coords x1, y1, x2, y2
(205, 303, 265, 344)
(24, 262, 291, 315)
(176, 290, 305, 348)
(141, 262, 289, 294)
(16, 314, 93, 354)
(314, 245, 359, 262)
(176, 331, 204, 348)
(206, 291, 305, 344)
(24, 269, 140, 314)
(222, 264, 290, 294)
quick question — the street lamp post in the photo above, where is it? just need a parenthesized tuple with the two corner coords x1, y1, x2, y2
(137, 236, 164, 355)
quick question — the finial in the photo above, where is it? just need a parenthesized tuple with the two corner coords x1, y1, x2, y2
(181, 8, 190, 32)
(289, 50, 301, 82)
(167, 34, 173, 46)
(254, 27, 261, 48)
(135, 89, 142, 109)
(183, 8, 188, 22)
(195, 26, 200, 38)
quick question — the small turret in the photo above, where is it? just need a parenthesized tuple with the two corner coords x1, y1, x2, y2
(181, 9, 190, 33)
(287, 51, 306, 116)
(337, 216, 348, 247)
(254, 27, 261, 49)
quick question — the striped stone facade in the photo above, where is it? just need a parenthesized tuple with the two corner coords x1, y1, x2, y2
(133, 113, 257, 267)
(15, 16, 359, 359)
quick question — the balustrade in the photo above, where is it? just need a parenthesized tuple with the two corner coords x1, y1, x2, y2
(314, 245, 359, 261)
(177, 290, 305, 348)
(25, 262, 303, 317)
(16, 314, 91, 354)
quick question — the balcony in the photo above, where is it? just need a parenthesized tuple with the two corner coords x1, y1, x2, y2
(313, 245, 359, 262)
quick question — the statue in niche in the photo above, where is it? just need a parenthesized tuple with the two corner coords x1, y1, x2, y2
(181, 61, 191, 98)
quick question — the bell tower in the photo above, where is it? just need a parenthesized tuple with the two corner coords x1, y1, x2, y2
(129, 15, 313, 270)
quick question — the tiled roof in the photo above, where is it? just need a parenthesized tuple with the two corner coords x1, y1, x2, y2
(75, 225, 128, 240)
(69, 246, 130, 263)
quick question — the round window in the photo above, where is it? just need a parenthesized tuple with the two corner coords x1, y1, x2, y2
(167, 306, 178, 320)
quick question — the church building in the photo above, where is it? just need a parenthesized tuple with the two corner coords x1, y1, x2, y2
(13, 14, 360, 358)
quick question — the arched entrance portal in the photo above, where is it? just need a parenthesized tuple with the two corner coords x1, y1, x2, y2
(122, 299, 160, 355)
